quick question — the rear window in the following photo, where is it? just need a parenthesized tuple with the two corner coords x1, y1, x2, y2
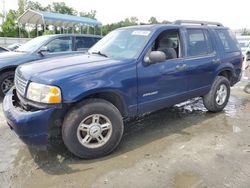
(186, 29, 214, 56)
(216, 29, 240, 53)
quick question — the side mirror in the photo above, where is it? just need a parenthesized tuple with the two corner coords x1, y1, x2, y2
(246, 51, 250, 55)
(144, 51, 166, 64)
(38, 46, 48, 56)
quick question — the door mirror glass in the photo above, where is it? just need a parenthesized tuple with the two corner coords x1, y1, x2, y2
(144, 51, 166, 64)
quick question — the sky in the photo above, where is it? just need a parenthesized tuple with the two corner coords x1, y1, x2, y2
(2, 0, 250, 29)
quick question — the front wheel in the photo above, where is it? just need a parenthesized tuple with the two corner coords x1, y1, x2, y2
(0, 71, 15, 98)
(62, 99, 124, 159)
(203, 76, 230, 112)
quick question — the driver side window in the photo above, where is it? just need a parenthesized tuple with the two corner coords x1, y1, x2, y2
(151, 29, 181, 60)
(45, 37, 72, 53)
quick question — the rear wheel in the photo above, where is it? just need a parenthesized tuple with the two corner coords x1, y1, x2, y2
(62, 99, 124, 159)
(0, 71, 15, 98)
(203, 76, 230, 112)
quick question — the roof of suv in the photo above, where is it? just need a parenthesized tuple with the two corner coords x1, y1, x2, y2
(119, 20, 227, 31)
(43, 34, 102, 38)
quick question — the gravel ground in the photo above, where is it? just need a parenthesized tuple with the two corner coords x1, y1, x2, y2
(0, 81, 250, 188)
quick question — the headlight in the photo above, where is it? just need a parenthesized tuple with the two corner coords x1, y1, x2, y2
(27, 82, 61, 104)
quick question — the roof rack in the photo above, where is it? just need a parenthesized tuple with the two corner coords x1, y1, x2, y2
(174, 20, 223, 27)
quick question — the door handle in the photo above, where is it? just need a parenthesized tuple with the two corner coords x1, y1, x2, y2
(212, 58, 221, 64)
(176, 64, 187, 71)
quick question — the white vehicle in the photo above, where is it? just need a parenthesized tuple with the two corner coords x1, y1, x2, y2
(237, 36, 250, 55)
(236, 36, 250, 72)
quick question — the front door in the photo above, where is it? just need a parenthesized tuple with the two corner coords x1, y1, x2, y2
(137, 29, 188, 114)
(41, 36, 74, 59)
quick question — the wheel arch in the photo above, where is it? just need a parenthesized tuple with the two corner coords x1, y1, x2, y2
(0, 66, 17, 74)
(217, 69, 234, 86)
(73, 90, 129, 118)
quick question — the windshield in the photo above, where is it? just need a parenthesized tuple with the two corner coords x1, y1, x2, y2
(16, 35, 50, 53)
(89, 29, 152, 60)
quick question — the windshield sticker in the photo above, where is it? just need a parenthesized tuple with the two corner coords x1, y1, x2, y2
(132, 30, 151, 36)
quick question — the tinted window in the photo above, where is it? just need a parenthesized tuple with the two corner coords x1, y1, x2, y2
(46, 37, 72, 53)
(187, 29, 213, 56)
(75, 37, 96, 51)
(216, 29, 239, 52)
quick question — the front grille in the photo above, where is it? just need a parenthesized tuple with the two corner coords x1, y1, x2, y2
(15, 69, 28, 96)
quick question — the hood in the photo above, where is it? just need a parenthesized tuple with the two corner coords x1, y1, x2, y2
(0, 51, 31, 68)
(18, 54, 129, 84)
(0, 51, 29, 61)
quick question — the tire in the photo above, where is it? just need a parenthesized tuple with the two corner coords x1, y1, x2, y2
(244, 84, 250, 94)
(62, 98, 124, 159)
(203, 76, 230, 112)
(0, 71, 15, 98)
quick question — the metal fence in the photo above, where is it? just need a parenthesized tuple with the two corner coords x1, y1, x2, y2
(0, 37, 30, 47)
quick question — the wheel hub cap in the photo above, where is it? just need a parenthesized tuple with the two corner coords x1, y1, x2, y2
(89, 125, 101, 138)
(77, 114, 112, 149)
(216, 84, 227, 105)
(1, 76, 14, 94)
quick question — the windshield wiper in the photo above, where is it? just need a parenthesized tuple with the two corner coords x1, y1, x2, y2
(91, 51, 108, 58)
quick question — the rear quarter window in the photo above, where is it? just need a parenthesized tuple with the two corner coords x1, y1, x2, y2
(216, 29, 240, 53)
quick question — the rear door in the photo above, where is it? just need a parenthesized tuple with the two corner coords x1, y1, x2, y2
(214, 29, 242, 81)
(183, 28, 220, 95)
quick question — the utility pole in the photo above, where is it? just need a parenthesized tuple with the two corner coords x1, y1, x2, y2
(1, 0, 5, 23)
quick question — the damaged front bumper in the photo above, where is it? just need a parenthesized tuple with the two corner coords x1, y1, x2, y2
(2, 88, 63, 145)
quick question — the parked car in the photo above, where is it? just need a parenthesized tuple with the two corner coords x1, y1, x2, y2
(0, 34, 101, 97)
(3, 20, 242, 159)
(0, 46, 9, 53)
(236, 36, 250, 54)
(236, 36, 250, 68)
(7, 43, 22, 51)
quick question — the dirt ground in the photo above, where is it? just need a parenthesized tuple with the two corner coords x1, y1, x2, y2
(0, 81, 250, 188)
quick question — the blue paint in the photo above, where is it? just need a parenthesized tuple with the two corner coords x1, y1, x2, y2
(3, 24, 242, 146)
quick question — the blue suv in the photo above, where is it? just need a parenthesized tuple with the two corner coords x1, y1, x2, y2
(3, 20, 242, 158)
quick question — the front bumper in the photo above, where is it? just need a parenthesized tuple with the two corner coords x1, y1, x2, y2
(3, 88, 62, 145)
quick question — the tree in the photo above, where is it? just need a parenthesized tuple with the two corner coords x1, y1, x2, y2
(148, 17, 158, 24)
(161, 20, 171, 24)
(129, 17, 139, 24)
(101, 17, 139, 36)
(50, 2, 77, 15)
(18, 0, 27, 15)
(1, 10, 19, 37)
(26, 1, 47, 11)
(241, 28, 250, 36)
(79, 10, 97, 19)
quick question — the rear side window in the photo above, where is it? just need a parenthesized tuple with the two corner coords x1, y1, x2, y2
(75, 37, 96, 51)
(216, 29, 239, 53)
(186, 29, 214, 56)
